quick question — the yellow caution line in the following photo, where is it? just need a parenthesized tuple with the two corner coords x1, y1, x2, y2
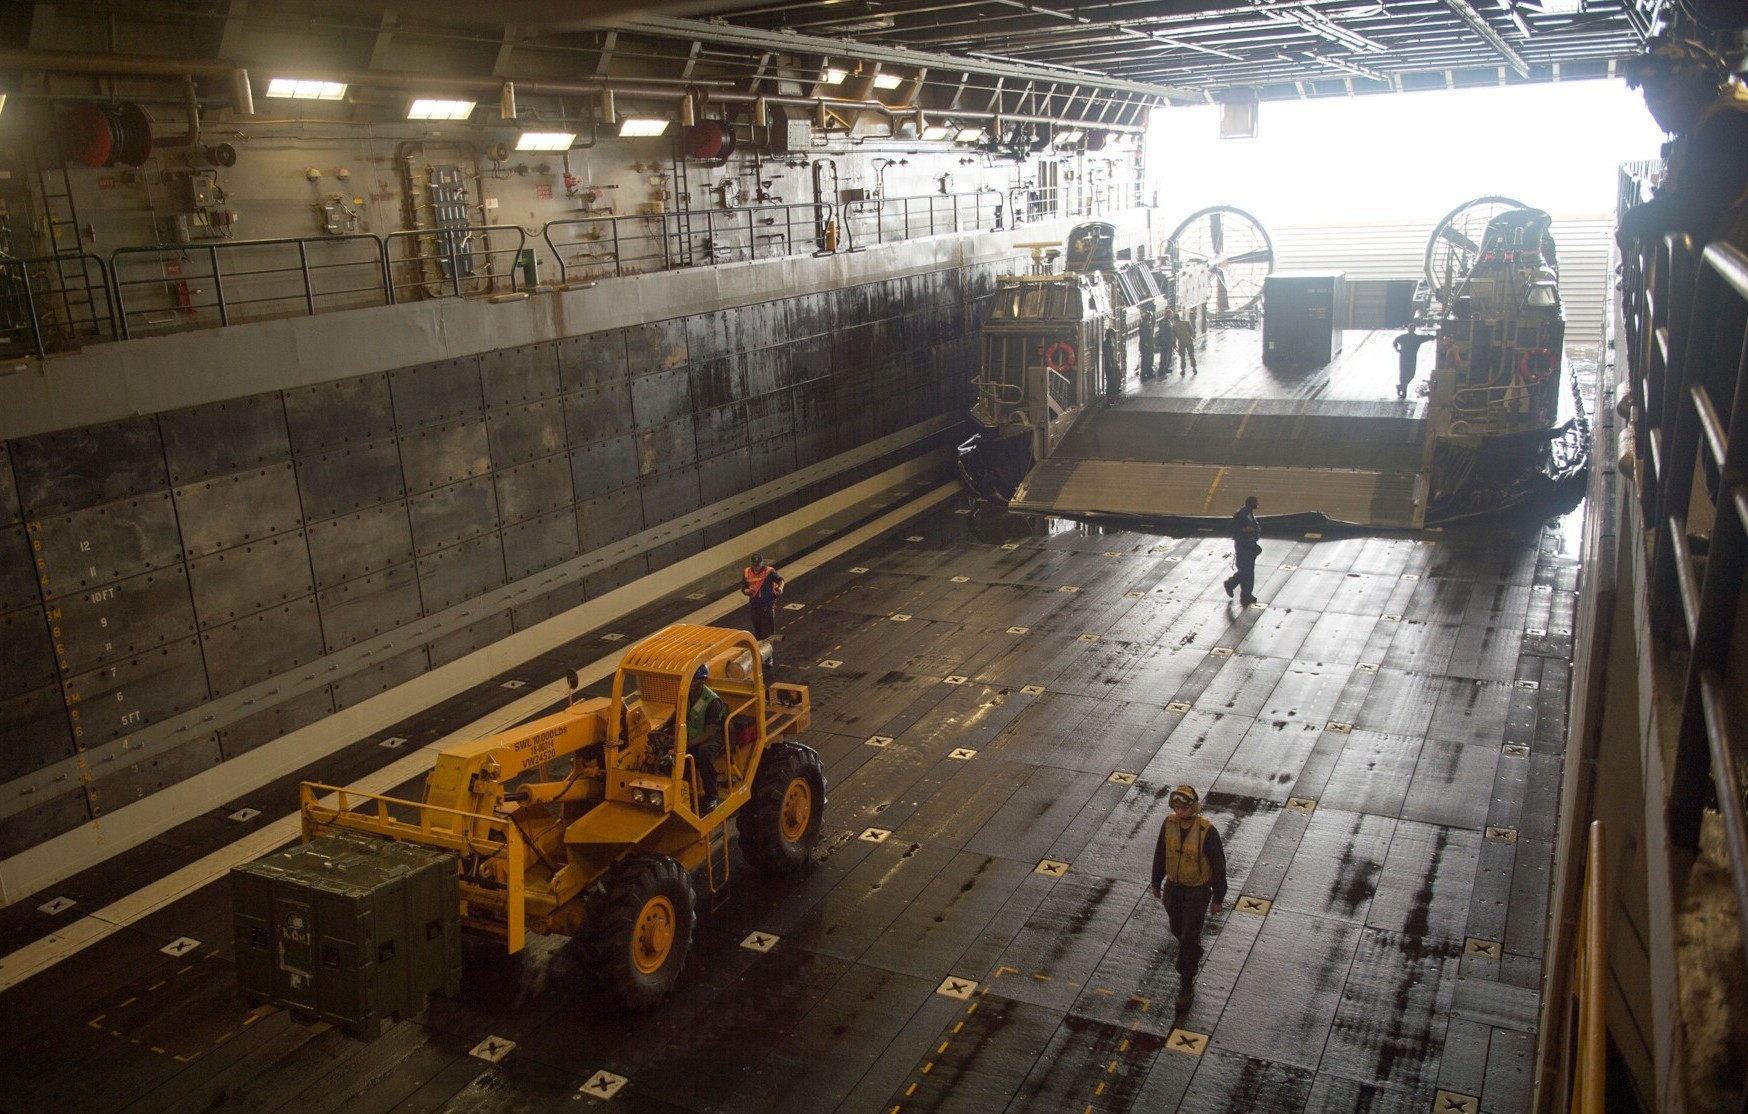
(1201, 400, 1263, 514)
(1233, 398, 1260, 440)
(1200, 466, 1228, 514)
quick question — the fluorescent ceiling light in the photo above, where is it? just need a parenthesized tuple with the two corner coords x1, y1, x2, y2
(922, 125, 952, 141)
(407, 98, 475, 121)
(872, 73, 903, 90)
(1053, 130, 1084, 145)
(265, 78, 347, 101)
(955, 127, 985, 143)
(822, 67, 849, 84)
(618, 117, 669, 137)
(1537, 0, 1582, 12)
(516, 131, 575, 151)
(0, 94, 6, 117)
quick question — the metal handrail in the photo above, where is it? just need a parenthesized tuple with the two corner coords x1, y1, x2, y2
(383, 223, 526, 303)
(10, 187, 1139, 358)
(112, 234, 388, 338)
(1620, 225, 1748, 1003)
(543, 190, 1011, 285)
(0, 251, 118, 358)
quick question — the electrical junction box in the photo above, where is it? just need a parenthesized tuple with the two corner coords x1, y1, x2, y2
(1263, 272, 1346, 369)
(231, 831, 461, 1039)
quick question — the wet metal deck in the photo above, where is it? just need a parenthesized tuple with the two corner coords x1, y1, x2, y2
(0, 481, 1576, 1114)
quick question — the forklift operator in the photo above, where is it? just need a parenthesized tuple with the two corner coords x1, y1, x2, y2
(687, 664, 729, 812)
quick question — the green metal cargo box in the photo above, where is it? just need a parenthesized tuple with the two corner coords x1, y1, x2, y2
(232, 831, 462, 1038)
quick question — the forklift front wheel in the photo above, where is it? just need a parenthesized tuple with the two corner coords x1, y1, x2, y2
(586, 854, 696, 1010)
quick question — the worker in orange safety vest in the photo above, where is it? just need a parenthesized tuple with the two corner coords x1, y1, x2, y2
(741, 553, 785, 640)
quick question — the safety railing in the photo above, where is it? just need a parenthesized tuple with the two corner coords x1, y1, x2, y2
(1007, 179, 1138, 227)
(1620, 228, 1748, 976)
(544, 190, 1011, 285)
(1447, 377, 1562, 435)
(0, 252, 118, 359)
(841, 192, 998, 248)
(384, 224, 526, 304)
(10, 185, 1139, 358)
(1046, 365, 1074, 413)
(112, 234, 389, 338)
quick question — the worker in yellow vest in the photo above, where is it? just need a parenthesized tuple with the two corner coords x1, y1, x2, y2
(741, 553, 785, 640)
(1149, 784, 1227, 1009)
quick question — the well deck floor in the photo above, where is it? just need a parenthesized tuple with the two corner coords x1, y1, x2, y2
(0, 326, 1577, 1114)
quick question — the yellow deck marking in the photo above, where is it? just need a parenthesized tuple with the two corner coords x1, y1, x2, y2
(952, 1021, 963, 1033)
(1200, 466, 1230, 514)
(906, 1083, 917, 1095)
(1096, 1082, 1106, 1095)
(1107, 1061, 1118, 1073)
(922, 1061, 934, 1073)
(177, 965, 193, 975)
(1119, 1039, 1129, 1052)
(148, 980, 165, 992)
(215, 1030, 234, 1043)
(87, 1015, 105, 1028)
(149, 1045, 163, 1053)
(1094, 987, 1113, 996)
(119, 997, 136, 1008)
(1233, 399, 1261, 440)
(993, 965, 1018, 978)
(966, 1002, 978, 1015)
(1032, 973, 1051, 981)
(937, 1041, 949, 1054)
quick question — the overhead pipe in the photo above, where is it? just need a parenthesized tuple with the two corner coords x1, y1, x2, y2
(159, 75, 202, 149)
(0, 49, 254, 115)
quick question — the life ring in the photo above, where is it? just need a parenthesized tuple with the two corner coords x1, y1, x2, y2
(1042, 341, 1076, 373)
(1519, 347, 1555, 384)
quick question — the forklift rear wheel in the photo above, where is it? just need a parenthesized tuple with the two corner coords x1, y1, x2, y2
(740, 741, 826, 874)
(586, 854, 696, 1010)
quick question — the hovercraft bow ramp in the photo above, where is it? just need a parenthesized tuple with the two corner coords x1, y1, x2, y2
(1008, 394, 1430, 528)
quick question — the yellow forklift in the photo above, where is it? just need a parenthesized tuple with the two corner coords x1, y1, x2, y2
(234, 623, 824, 1025)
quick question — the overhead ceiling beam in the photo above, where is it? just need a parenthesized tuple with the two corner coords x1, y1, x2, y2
(1296, 52, 1386, 82)
(602, 13, 1199, 101)
(1247, 2, 1387, 54)
(1438, 0, 1531, 77)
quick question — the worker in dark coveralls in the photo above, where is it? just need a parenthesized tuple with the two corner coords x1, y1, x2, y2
(1140, 307, 1157, 380)
(1149, 784, 1227, 1008)
(1393, 326, 1433, 399)
(1163, 306, 1198, 375)
(741, 553, 785, 639)
(1617, 35, 1748, 252)
(1222, 495, 1261, 606)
